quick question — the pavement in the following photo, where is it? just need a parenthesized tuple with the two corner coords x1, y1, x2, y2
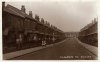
(3, 39, 66, 60)
(76, 38, 98, 57)
(8, 38, 97, 60)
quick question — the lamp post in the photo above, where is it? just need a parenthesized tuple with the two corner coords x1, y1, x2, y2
(52, 33, 55, 44)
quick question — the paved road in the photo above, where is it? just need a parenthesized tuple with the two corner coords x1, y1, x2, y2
(11, 38, 96, 60)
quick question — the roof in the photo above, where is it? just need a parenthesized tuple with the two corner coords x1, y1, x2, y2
(4, 4, 25, 18)
(3, 4, 64, 33)
(80, 21, 97, 31)
(4, 4, 33, 20)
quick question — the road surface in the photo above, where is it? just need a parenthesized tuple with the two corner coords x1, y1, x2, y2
(11, 38, 96, 60)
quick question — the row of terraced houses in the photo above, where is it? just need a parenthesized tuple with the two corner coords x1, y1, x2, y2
(2, 2, 66, 53)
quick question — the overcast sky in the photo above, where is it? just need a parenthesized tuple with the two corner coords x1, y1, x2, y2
(6, 1, 97, 32)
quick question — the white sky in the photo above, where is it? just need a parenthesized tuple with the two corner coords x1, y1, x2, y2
(6, 1, 97, 32)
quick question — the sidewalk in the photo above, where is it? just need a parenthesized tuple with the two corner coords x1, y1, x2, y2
(3, 39, 66, 60)
(76, 38, 98, 57)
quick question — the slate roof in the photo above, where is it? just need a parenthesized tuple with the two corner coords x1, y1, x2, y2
(4, 4, 24, 18)
(4, 4, 33, 20)
(3, 4, 63, 32)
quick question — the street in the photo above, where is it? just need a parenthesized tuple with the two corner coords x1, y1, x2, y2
(11, 38, 96, 60)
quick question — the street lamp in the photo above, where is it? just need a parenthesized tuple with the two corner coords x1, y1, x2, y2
(52, 33, 55, 44)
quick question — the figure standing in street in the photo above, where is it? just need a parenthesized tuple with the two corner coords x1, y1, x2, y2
(16, 34, 23, 50)
(42, 38, 46, 47)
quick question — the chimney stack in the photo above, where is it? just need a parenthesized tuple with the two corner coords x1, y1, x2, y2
(2, 2, 5, 10)
(41, 18, 44, 23)
(35, 14, 40, 21)
(21, 5, 26, 13)
(29, 11, 32, 17)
